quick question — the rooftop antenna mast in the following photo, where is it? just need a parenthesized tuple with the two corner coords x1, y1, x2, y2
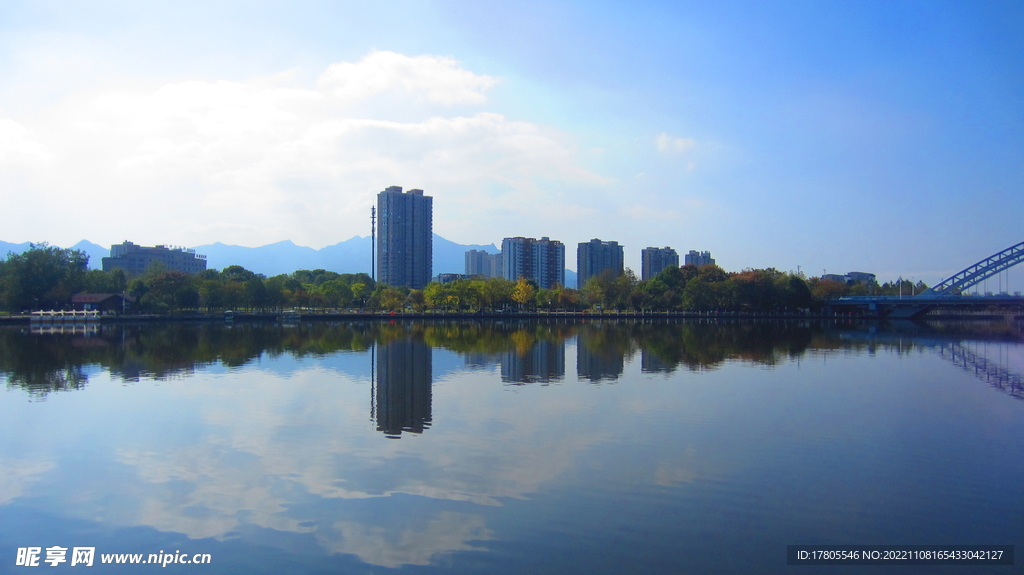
(371, 206, 376, 282)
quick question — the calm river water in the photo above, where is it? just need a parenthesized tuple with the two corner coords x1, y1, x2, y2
(1, 319, 1022, 574)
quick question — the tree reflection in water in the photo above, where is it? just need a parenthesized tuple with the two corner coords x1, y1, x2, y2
(2, 319, 1021, 401)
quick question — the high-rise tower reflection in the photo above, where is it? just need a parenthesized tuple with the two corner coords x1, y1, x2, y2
(576, 324, 629, 382)
(641, 349, 674, 374)
(501, 339, 565, 384)
(373, 339, 433, 438)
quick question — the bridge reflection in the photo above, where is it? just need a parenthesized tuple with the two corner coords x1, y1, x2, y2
(832, 293, 1024, 319)
(937, 342, 1024, 401)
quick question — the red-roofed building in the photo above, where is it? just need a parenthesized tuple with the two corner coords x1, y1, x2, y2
(71, 293, 135, 313)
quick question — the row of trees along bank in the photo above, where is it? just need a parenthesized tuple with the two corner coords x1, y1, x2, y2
(0, 243, 929, 314)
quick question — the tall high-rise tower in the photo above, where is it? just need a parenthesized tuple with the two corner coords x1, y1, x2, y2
(641, 246, 679, 280)
(500, 236, 565, 289)
(465, 249, 502, 278)
(684, 250, 715, 267)
(577, 238, 623, 288)
(377, 186, 433, 289)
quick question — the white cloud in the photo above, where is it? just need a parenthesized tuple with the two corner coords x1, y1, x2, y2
(655, 132, 696, 154)
(330, 513, 493, 568)
(317, 51, 498, 105)
(73, 362, 608, 566)
(0, 51, 602, 249)
(0, 458, 54, 504)
(0, 118, 54, 165)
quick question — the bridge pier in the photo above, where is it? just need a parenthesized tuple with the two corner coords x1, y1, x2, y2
(883, 304, 934, 319)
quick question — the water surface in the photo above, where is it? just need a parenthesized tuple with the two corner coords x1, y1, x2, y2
(1, 319, 1022, 574)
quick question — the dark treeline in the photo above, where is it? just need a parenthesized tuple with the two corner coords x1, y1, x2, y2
(0, 243, 377, 313)
(2, 320, 954, 398)
(0, 243, 929, 314)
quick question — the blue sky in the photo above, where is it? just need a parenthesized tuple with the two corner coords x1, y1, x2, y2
(1, 0, 1022, 286)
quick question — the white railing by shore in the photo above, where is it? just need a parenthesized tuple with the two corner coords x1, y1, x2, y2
(29, 310, 101, 322)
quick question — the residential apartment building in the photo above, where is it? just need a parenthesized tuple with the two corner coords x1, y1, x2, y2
(684, 250, 716, 267)
(577, 238, 624, 288)
(846, 271, 877, 285)
(435, 273, 468, 284)
(465, 249, 502, 278)
(500, 236, 565, 289)
(823, 271, 877, 285)
(377, 186, 432, 289)
(641, 246, 679, 280)
(101, 241, 207, 276)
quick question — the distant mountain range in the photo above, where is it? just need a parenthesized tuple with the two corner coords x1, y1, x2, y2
(1, 236, 577, 286)
(1, 235, 498, 276)
(193, 234, 500, 277)
(1, 240, 110, 270)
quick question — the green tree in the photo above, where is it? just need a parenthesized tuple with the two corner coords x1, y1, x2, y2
(581, 275, 608, 308)
(198, 279, 224, 312)
(607, 269, 637, 309)
(424, 282, 446, 310)
(467, 280, 489, 310)
(0, 243, 89, 310)
(350, 283, 367, 307)
(82, 268, 127, 294)
(340, 273, 375, 291)
(810, 278, 848, 302)
(319, 279, 353, 309)
(557, 287, 580, 309)
(378, 287, 405, 311)
(221, 265, 256, 283)
(222, 281, 245, 310)
(535, 288, 556, 310)
(128, 277, 149, 301)
(245, 277, 267, 311)
(478, 277, 514, 311)
(407, 289, 426, 312)
(782, 274, 813, 310)
(264, 275, 289, 311)
(144, 271, 196, 312)
(681, 277, 717, 311)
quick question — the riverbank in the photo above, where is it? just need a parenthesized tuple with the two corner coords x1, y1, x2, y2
(2, 309, 1022, 325)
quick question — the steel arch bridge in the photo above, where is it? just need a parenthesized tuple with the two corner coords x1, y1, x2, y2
(919, 240, 1024, 297)
(831, 240, 1024, 318)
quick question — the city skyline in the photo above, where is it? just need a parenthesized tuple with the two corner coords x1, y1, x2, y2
(0, 2, 1022, 288)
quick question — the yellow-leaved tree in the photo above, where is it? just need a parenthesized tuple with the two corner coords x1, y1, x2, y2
(511, 278, 536, 310)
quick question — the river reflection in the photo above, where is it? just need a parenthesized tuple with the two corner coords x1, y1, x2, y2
(8, 319, 1020, 396)
(375, 338, 433, 437)
(1, 319, 1022, 574)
